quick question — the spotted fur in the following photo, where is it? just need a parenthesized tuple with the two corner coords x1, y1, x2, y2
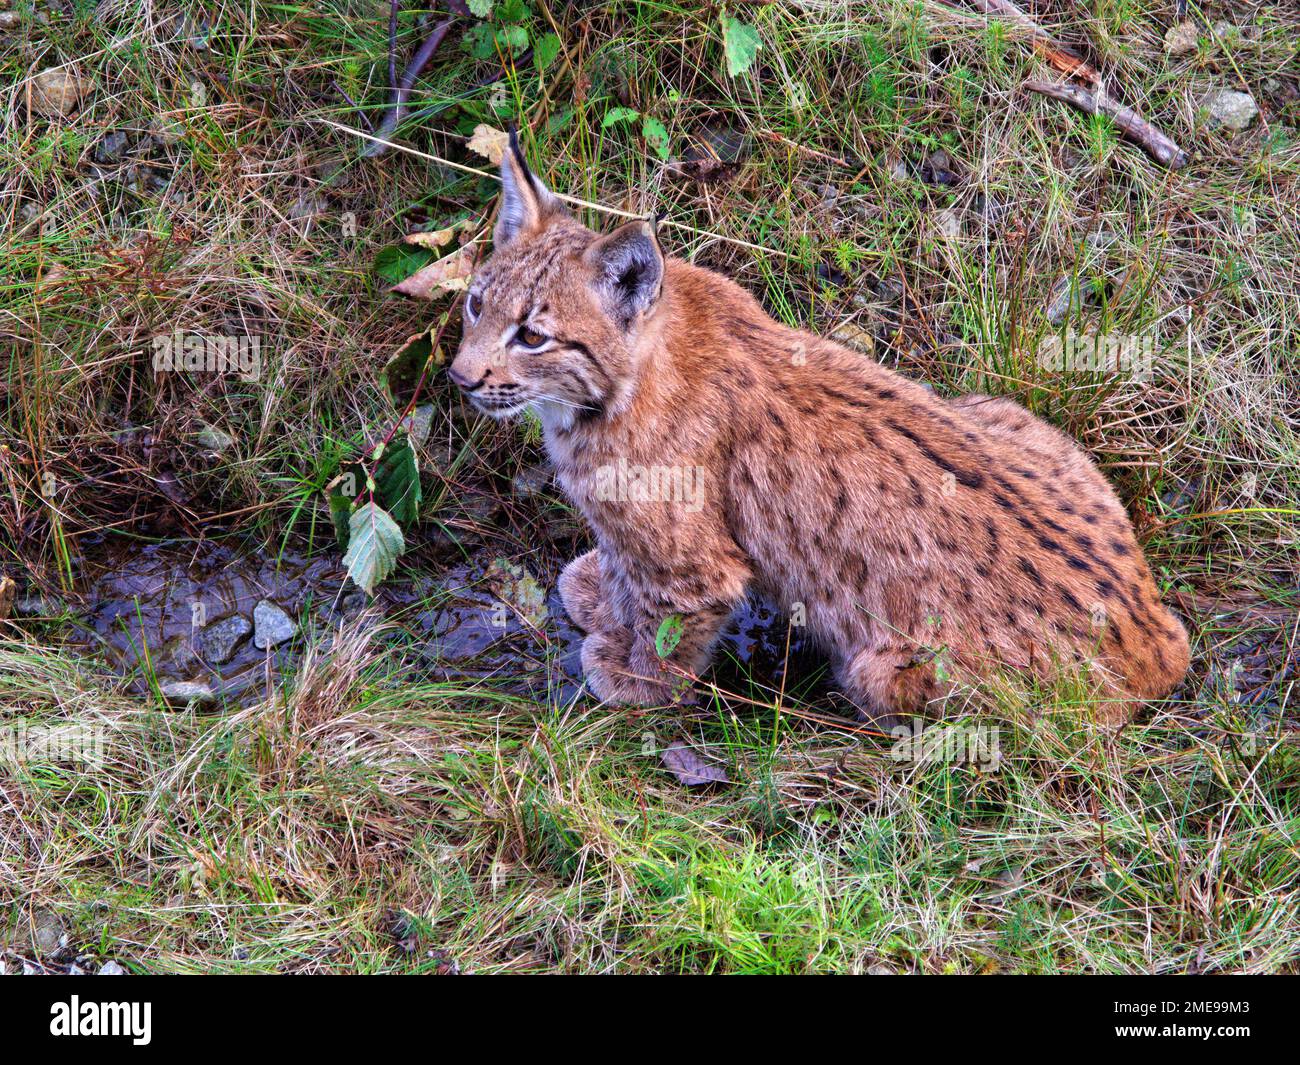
(448, 138, 1190, 723)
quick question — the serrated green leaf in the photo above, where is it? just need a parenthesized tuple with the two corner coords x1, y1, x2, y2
(641, 116, 670, 159)
(496, 24, 528, 55)
(533, 32, 562, 73)
(655, 614, 684, 659)
(467, 0, 492, 17)
(375, 437, 422, 525)
(602, 106, 639, 129)
(722, 16, 761, 77)
(343, 502, 405, 594)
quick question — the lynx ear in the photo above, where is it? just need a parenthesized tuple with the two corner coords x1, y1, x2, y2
(586, 216, 664, 327)
(495, 128, 561, 246)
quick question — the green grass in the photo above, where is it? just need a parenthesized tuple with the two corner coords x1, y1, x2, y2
(2, 0, 1298, 972)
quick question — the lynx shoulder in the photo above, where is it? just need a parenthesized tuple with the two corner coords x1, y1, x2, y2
(448, 135, 1190, 722)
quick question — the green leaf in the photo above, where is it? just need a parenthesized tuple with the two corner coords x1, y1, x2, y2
(655, 614, 684, 659)
(641, 116, 670, 160)
(373, 244, 435, 285)
(325, 472, 359, 550)
(496, 24, 529, 55)
(602, 106, 640, 129)
(374, 437, 422, 525)
(533, 32, 562, 73)
(343, 502, 405, 594)
(467, 0, 492, 17)
(721, 16, 761, 77)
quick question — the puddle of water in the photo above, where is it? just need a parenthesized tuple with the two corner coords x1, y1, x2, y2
(66, 539, 818, 710)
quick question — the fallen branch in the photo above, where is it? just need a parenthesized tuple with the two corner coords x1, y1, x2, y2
(963, 0, 1100, 85)
(365, 13, 454, 157)
(1025, 79, 1189, 169)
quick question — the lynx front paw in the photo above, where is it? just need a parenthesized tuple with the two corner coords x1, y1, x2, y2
(580, 630, 689, 706)
(557, 550, 606, 632)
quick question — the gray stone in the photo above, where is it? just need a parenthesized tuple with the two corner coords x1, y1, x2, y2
(160, 680, 216, 707)
(253, 599, 296, 649)
(511, 464, 552, 499)
(98, 960, 127, 975)
(1164, 21, 1197, 56)
(31, 910, 63, 955)
(93, 130, 131, 164)
(1200, 89, 1259, 131)
(14, 595, 65, 617)
(198, 614, 252, 664)
(935, 208, 961, 240)
(195, 422, 235, 452)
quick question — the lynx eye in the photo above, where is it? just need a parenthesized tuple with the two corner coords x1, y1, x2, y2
(514, 324, 550, 351)
(465, 291, 483, 323)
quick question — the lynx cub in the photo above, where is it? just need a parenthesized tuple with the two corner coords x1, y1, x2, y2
(448, 135, 1190, 723)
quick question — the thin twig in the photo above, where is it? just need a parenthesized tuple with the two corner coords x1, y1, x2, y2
(316, 118, 798, 260)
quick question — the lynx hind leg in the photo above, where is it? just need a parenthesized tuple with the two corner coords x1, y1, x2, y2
(557, 549, 608, 632)
(838, 644, 943, 726)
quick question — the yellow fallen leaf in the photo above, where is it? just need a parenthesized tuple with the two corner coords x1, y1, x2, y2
(403, 227, 456, 250)
(391, 245, 477, 301)
(466, 123, 509, 165)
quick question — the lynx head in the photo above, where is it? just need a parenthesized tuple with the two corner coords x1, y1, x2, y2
(448, 132, 665, 429)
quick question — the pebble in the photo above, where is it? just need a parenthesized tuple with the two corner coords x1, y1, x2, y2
(253, 599, 297, 649)
(198, 614, 252, 664)
(1200, 89, 1259, 131)
(160, 680, 217, 707)
(30, 68, 88, 117)
(93, 130, 132, 164)
(1164, 21, 1198, 56)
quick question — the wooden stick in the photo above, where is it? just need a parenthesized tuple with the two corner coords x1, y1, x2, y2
(1025, 79, 1189, 169)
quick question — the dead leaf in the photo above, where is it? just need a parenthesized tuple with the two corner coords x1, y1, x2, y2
(0, 576, 14, 621)
(661, 739, 729, 787)
(466, 124, 509, 165)
(403, 227, 456, 250)
(391, 245, 476, 301)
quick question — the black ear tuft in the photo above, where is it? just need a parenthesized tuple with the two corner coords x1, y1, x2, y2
(588, 218, 665, 326)
(495, 127, 562, 247)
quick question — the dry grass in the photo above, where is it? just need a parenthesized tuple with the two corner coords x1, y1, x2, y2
(1, 0, 1297, 972)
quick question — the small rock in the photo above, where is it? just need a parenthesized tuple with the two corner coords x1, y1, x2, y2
(484, 559, 548, 628)
(922, 149, 956, 186)
(198, 614, 252, 664)
(0, 11, 20, 30)
(93, 130, 131, 164)
(887, 158, 909, 182)
(160, 680, 217, 707)
(31, 910, 64, 956)
(30, 67, 89, 117)
(98, 960, 127, 975)
(253, 599, 296, 649)
(934, 208, 961, 240)
(511, 464, 552, 499)
(1164, 21, 1198, 56)
(149, 115, 185, 147)
(401, 404, 434, 445)
(195, 422, 235, 452)
(865, 963, 896, 975)
(1200, 89, 1259, 131)
(14, 594, 65, 617)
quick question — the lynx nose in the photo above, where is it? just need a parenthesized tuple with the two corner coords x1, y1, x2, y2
(448, 364, 488, 392)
